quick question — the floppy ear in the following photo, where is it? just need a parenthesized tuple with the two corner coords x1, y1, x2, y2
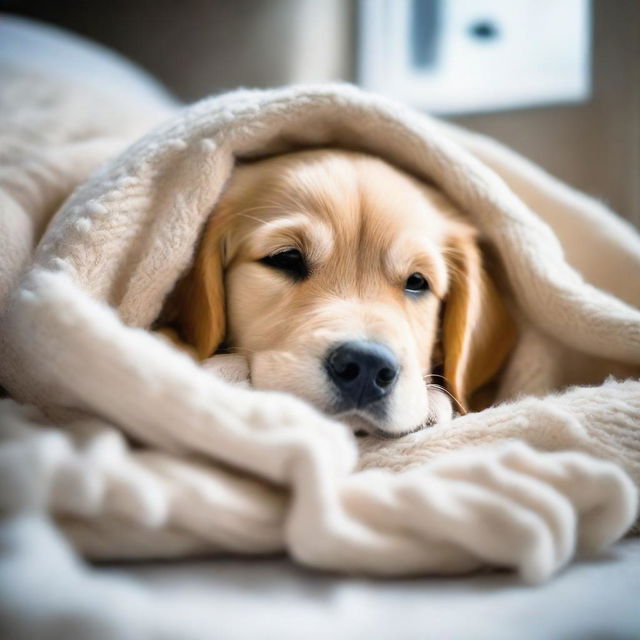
(173, 223, 227, 360)
(442, 226, 516, 412)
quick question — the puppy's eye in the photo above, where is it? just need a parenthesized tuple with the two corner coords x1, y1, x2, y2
(405, 272, 430, 294)
(259, 248, 309, 281)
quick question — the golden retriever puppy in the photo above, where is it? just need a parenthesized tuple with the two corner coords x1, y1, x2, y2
(161, 149, 515, 437)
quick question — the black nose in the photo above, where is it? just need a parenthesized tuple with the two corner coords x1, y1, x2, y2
(325, 341, 399, 409)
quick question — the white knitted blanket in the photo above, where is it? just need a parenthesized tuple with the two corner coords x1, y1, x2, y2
(1, 20, 639, 619)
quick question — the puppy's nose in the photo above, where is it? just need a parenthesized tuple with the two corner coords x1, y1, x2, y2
(325, 341, 399, 408)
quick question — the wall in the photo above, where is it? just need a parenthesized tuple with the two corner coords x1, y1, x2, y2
(452, 0, 640, 226)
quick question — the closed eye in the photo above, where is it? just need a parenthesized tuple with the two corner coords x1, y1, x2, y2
(259, 248, 309, 281)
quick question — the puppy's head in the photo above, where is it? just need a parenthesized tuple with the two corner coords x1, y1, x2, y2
(172, 150, 514, 436)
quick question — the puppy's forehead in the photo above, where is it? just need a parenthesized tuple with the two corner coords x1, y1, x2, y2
(235, 151, 453, 241)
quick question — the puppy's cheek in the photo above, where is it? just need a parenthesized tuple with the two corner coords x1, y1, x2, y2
(426, 386, 454, 424)
(384, 372, 431, 434)
(383, 355, 454, 434)
(250, 350, 335, 411)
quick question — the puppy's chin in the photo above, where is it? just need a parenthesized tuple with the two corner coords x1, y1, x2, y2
(337, 390, 454, 439)
(338, 412, 420, 439)
(249, 349, 454, 438)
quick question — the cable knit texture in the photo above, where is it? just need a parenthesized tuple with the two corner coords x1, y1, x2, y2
(1, 19, 639, 603)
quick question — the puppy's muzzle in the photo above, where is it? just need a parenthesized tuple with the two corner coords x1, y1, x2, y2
(325, 341, 399, 410)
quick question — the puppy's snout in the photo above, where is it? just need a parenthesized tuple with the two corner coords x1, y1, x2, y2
(325, 341, 399, 409)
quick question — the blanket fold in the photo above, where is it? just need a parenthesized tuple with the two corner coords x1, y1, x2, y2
(1, 17, 639, 591)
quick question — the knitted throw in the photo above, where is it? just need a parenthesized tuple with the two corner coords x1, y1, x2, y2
(1, 22, 639, 587)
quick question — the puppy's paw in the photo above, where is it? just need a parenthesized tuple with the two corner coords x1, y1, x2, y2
(201, 353, 251, 387)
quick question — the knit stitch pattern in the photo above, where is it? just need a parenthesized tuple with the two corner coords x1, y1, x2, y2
(1, 32, 639, 588)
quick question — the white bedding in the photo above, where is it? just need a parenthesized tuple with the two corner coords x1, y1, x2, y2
(2, 514, 639, 639)
(117, 538, 640, 640)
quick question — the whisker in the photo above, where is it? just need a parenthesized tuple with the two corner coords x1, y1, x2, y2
(425, 382, 466, 414)
(423, 373, 447, 382)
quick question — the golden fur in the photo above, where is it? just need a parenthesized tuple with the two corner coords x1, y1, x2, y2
(161, 149, 515, 436)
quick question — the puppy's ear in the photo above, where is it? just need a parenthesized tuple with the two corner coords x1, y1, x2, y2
(442, 225, 516, 412)
(173, 223, 226, 360)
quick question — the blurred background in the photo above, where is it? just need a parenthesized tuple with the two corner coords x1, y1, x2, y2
(1, 0, 638, 225)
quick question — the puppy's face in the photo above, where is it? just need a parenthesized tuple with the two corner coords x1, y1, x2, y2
(174, 150, 514, 437)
